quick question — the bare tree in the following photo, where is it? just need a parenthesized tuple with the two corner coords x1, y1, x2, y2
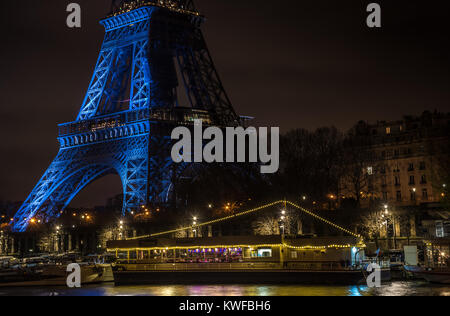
(339, 122, 380, 208)
(253, 216, 278, 236)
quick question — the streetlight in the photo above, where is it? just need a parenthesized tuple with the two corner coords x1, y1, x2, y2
(192, 216, 198, 237)
(383, 205, 398, 249)
(279, 208, 286, 238)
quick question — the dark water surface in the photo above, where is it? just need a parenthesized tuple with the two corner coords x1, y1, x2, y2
(0, 281, 449, 296)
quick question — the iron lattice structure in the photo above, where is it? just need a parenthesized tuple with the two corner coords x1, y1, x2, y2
(12, 0, 239, 232)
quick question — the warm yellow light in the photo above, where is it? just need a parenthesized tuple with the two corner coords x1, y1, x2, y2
(107, 243, 360, 253)
(125, 200, 360, 240)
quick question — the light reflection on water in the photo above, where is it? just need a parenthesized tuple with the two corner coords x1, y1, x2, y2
(0, 282, 449, 296)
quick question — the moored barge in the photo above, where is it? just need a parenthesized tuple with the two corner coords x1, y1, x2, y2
(107, 235, 383, 285)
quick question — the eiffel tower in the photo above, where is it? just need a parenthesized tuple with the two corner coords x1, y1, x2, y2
(12, 0, 239, 232)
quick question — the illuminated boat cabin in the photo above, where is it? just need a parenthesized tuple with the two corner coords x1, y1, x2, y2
(107, 236, 365, 269)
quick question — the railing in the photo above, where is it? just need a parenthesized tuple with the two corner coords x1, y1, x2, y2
(117, 262, 282, 271)
(58, 108, 212, 137)
(116, 261, 355, 272)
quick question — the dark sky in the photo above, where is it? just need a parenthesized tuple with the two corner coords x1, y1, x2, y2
(0, 0, 449, 206)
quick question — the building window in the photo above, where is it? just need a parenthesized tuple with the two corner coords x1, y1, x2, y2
(422, 189, 428, 200)
(252, 248, 272, 258)
(409, 176, 415, 185)
(410, 190, 416, 201)
(436, 221, 444, 238)
(386, 127, 391, 135)
(382, 192, 388, 201)
(380, 166, 386, 174)
(395, 176, 401, 186)
(394, 149, 399, 157)
(396, 191, 402, 201)
(420, 162, 426, 170)
(367, 166, 373, 175)
(291, 251, 298, 259)
(421, 175, 427, 184)
(408, 163, 414, 171)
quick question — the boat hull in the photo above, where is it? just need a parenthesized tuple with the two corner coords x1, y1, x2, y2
(404, 266, 450, 284)
(0, 264, 114, 287)
(415, 271, 450, 284)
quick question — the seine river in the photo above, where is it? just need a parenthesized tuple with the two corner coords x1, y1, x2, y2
(0, 281, 449, 296)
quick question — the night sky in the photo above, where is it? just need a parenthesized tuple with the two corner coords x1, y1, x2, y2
(0, 0, 449, 206)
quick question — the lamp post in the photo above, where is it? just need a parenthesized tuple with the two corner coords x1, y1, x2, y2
(192, 216, 198, 238)
(279, 201, 288, 268)
(118, 220, 124, 240)
(384, 205, 397, 250)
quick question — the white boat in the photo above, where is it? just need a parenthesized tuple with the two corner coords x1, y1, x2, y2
(0, 263, 114, 287)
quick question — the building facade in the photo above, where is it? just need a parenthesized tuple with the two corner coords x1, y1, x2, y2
(340, 111, 450, 239)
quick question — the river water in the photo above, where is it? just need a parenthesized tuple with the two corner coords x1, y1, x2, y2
(0, 281, 449, 296)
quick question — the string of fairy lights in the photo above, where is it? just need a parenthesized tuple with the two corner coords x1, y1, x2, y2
(125, 200, 361, 241)
(285, 201, 361, 238)
(107, 243, 359, 253)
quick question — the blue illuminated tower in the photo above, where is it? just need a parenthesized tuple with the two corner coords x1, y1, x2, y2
(12, 0, 239, 232)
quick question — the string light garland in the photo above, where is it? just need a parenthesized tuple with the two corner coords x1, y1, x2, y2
(286, 201, 361, 238)
(126, 200, 361, 241)
(108, 243, 363, 252)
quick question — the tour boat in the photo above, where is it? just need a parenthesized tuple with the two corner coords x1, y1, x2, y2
(107, 235, 390, 286)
